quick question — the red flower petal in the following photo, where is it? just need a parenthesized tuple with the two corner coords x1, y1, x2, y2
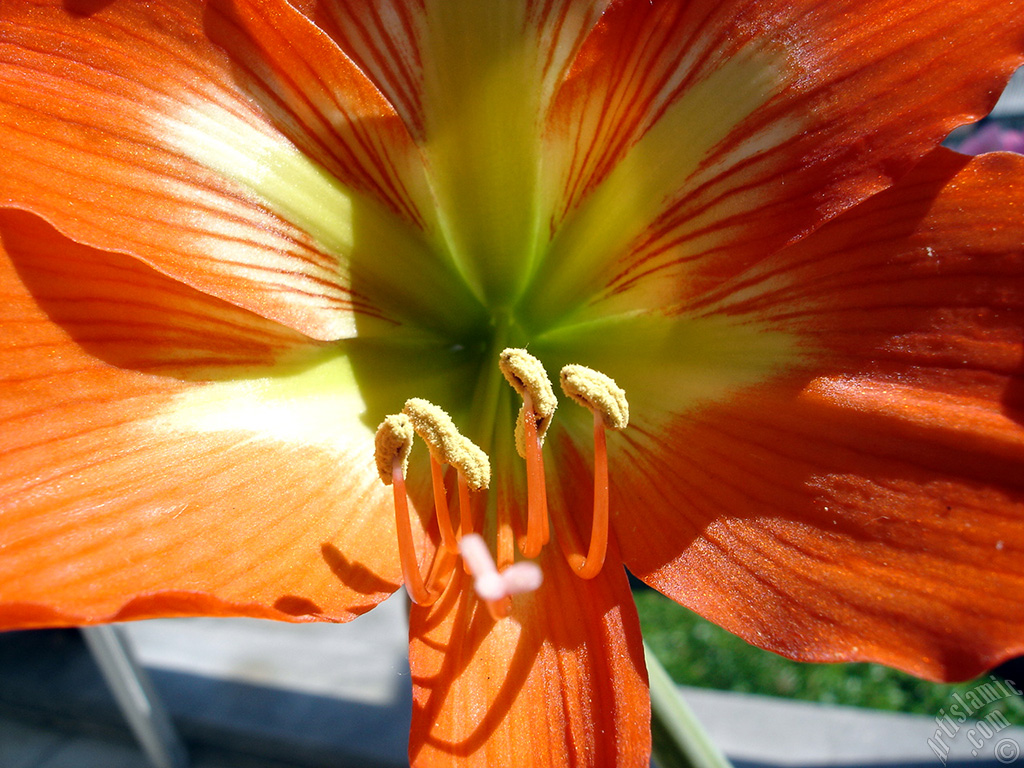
(0, 0, 433, 339)
(0, 209, 400, 628)
(408, 544, 649, 767)
(530, 0, 1024, 323)
(206, 0, 434, 230)
(286, 0, 428, 140)
(618, 150, 1024, 681)
(292, 0, 611, 144)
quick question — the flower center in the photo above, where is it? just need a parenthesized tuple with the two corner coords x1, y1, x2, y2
(374, 348, 629, 618)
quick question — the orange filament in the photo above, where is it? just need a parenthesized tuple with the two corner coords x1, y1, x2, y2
(577, 410, 610, 579)
(520, 392, 550, 558)
(457, 473, 474, 536)
(496, 484, 516, 572)
(425, 536, 457, 594)
(430, 455, 459, 554)
(486, 595, 512, 621)
(391, 456, 454, 605)
(457, 473, 474, 574)
(552, 411, 610, 580)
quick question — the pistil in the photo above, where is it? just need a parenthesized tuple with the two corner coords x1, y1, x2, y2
(459, 533, 542, 620)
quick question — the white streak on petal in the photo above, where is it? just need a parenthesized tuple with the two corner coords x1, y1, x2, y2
(148, 354, 369, 453)
(159, 102, 358, 264)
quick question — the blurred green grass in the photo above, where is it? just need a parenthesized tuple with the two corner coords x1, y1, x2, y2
(635, 589, 1024, 726)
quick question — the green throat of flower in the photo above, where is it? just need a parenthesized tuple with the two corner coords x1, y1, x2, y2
(374, 348, 628, 617)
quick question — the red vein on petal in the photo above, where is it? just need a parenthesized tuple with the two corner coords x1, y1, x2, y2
(310, 0, 426, 139)
(209, 0, 428, 228)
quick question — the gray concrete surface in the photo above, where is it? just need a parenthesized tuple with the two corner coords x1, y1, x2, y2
(2, 593, 1023, 767)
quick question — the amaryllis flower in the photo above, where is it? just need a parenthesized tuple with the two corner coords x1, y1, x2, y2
(2, 1, 1024, 765)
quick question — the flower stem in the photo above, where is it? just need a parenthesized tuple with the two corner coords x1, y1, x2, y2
(646, 641, 733, 768)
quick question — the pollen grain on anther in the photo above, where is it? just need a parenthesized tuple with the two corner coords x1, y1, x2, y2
(560, 364, 629, 430)
(374, 413, 414, 486)
(403, 398, 490, 489)
(499, 347, 558, 456)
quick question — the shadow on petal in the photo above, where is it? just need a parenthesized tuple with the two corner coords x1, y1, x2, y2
(273, 596, 323, 617)
(408, 543, 649, 764)
(63, 0, 116, 18)
(2, 209, 319, 383)
(320, 543, 401, 597)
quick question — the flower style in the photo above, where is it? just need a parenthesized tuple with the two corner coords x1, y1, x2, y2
(2, 0, 1024, 765)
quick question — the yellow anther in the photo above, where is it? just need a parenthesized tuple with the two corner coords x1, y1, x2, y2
(374, 414, 414, 486)
(499, 348, 557, 458)
(402, 398, 490, 490)
(560, 364, 629, 430)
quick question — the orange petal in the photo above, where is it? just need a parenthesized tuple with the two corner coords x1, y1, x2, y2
(205, 0, 433, 229)
(292, 0, 611, 141)
(408, 544, 649, 767)
(0, 0, 445, 339)
(617, 150, 1024, 681)
(0, 208, 401, 629)
(530, 0, 1024, 324)
(286, 0, 428, 139)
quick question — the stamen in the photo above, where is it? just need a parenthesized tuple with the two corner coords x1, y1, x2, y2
(559, 365, 629, 580)
(499, 349, 555, 559)
(375, 413, 457, 606)
(459, 533, 542, 621)
(402, 398, 490, 558)
(376, 356, 625, 609)
(390, 455, 438, 605)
